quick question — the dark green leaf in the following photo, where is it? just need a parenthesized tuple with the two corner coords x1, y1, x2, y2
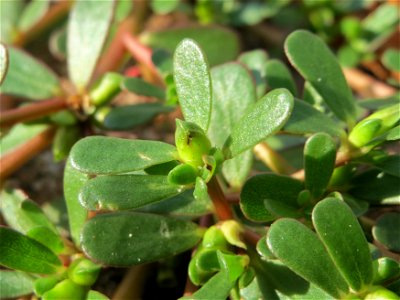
(173, 39, 212, 131)
(0, 47, 60, 100)
(285, 30, 357, 125)
(18, 0, 50, 31)
(122, 77, 166, 100)
(267, 219, 349, 298)
(52, 125, 81, 162)
(103, 103, 173, 130)
(226, 88, 294, 158)
(64, 159, 89, 246)
(151, 0, 180, 14)
(0, 227, 62, 274)
(81, 212, 202, 266)
(375, 155, 400, 177)
(313, 198, 373, 291)
(80, 175, 184, 211)
(0, 271, 34, 298)
(70, 136, 178, 175)
(265, 59, 297, 96)
(304, 133, 337, 199)
(283, 99, 344, 137)
(208, 63, 257, 188)
(382, 49, 400, 72)
(240, 174, 303, 222)
(373, 213, 400, 252)
(238, 49, 269, 98)
(0, 43, 8, 84)
(0, 0, 23, 43)
(67, 0, 115, 89)
(141, 25, 240, 66)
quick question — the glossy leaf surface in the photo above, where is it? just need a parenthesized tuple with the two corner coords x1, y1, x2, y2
(0, 47, 60, 100)
(265, 59, 297, 96)
(70, 136, 177, 175)
(80, 175, 183, 211)
(141, 25, 239, 66)
(238, 49, 268, 98)
(0, 227, 61, 274)
(122, 77, 166, 100)
(240, 174, 303, 222)
(208, 63, 256, 188)
(67, 0, 114, 89)
(0, 271, 34, 298)
(373, 213, 400, 252)
(81, 212, 202, 266)
(227, 88, 294, 158)
(0, 43, 8, 84)
(267, 219, 349, 298)
(304, 133, 336, 198)
(285, 30, 357, 125)
(313, 198, 373, 291)
(173, 39, 212, 131)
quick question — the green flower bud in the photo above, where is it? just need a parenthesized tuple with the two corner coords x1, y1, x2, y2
(364, 287, 400, 300)
(349, 118, 382, 148)
(42, 279, 87, 300)
(167, 163, 198, 185)
(175, 119, 211, 168)
(67, 258, 101, 286)
(202, 226, 229, 251)
(89, 73, 123, 107)
(92, 106, 111, 127)
(373, 257, 400, 284)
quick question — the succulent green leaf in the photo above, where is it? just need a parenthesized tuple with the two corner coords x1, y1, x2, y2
(375, 155, 400, 177)
(81, 212, 203, 266)
(103, 103, 173, 130)
(26, 226, 65, 254)
(386, 125, 400, 141)
(151, 0, 180, 14)
(168, 163, 198, 185)
(372, 213, 400, 252)
(141, 25, 240, 66)
(226, 88, 294, 158)
(64, 159, 89, 246)
(122, 77, 166, 100)
(284, 99, 344, 137)
(80, 175, 184, 211)
(0, 43, 8, 84)
(285, 30, 357, 125)
(240, 174, 303, 222)
(382, 48, 400, 72)
(89, 72, 122, 107)
(34, 274, 61, 297)
(67, 0, 115, 89)
(362, 4, 399, 36)
(304, 133, 337, 199)
(70, 136, 178, 175)
(0, 0, 23, 43)
(68, 258, 101, 286)
(0, 271, 34, 298)
(313, 198, 373, 291)
(42, 279, 87, 300)
(87, 290, 110, 300)
(267, 219, 349, 298)
(18, 0, 50, 31)
(52, 125, 81, 162)
(238, 49, 269, 98)
(373, 257, 400, 284)
(0, 47, 60, 100)
(0, 227, 62, 274)
(173, 39, 212, 131)
(265, 59, 298, 96)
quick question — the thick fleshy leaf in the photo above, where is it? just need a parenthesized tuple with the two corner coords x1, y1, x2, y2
(70, 136, 178, 175)
(80, 175, 184, 211)
(313, 198, 373, 291)
(151, 0, 180, 14)
(0, 0, 23, 43)
(208, 63, 256, 188)
(87, 290, 109, 300)
(27, 226, 65, 254)
(362, 4, 399, 37)
(240, 174, 303, 222)
(372, 213, 400, 252)
(141, 25, 240, 66)
(67, 0, 115, 89)
(267, 219, 349, 298)
(238, 49, 268, 98)
(122, 77, 166, 100)
(64, 159, 89, 246)
(382, 49, 400, 72)
(226, 88, 294, 158)
(0, 189, 57, 234)
(285, 30, 357, 125)
(0, 227, 62, 274)
(375, 155, 400, 178)
(0, 47, 60, 100)
(173, 39, 212, 131)
(283, 99, 344, 137)
(265, 59, 297, 96)
(103, 103, 173, 130)
(304, 133, 336, 199)
(18, 0, 50, 31)
(0, 271, 34, 298)
(81, 212, 203, 266)
(0, 43, 8, 84)
(52, 125, 81, 162)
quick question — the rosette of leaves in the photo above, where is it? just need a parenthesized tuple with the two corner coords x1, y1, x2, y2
(0, 189, 107, 300)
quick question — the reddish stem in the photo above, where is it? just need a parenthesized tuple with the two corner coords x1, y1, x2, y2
(0, 97, 67, 128)
(207, 177, 233, 221)
(0, 127, 56, 182)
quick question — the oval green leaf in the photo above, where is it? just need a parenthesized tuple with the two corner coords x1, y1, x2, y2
(0, 227, 62, 274)
(265, 59, 297, 96)
(304, 133, 337, 199)
(267, 219, 349, 298)
(67, 0, 115, 89)
(372, 212, 400, 252)
(285, 30, 357, 125)
(17, 0, 50, 32)
(226, 88, 294, 158)
(81, 212, 203, 266)
(173, 39, 212, 131)
(313, 198, 373, 291)
(122, 77, 166, 100)
(70, 136, 178, 175)
(0, 271, 34, 298)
